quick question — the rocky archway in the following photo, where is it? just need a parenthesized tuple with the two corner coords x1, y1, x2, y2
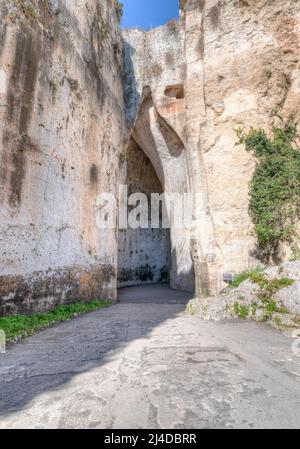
(117, 137, 171, 287)
(118, 88, 195, 293)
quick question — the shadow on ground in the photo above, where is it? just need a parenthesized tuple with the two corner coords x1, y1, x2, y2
(0, 284, 300, 429)
(0, 284, 191, 417)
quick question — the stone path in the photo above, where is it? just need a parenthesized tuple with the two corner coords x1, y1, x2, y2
(0, 284, 300, 429)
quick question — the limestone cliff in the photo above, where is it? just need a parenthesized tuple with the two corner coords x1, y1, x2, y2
(123, 0, 300, 296)
(1, 0, 300, 315)
(0, 0, 125, 314)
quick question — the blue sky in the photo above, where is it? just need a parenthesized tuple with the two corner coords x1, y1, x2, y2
(121, 0, 179, 29)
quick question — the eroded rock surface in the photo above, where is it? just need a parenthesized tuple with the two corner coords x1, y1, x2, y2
(1, 0, 300, 313)
(187, 262, 300, 334)
(123, 0, 300, 295)
(0, 0, 125, 314)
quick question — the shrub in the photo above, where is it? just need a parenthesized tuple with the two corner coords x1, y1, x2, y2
(114, 0, 123, 23)
(166, 19, 178, 34)
(231, 267, 264, 288)
(265, 277, 294, 296)
(236, 119, 300, 261)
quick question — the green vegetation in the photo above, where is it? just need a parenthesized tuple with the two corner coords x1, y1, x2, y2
(98, 16, 111, 40)
(0, 300, 110, 342)
(114, 1, 123, 23)
(231, 267, 294, 322)
(272, 314, 300, 331)
(251, 303, 258, 317)
(234, 303, 249, 319)
(290, 244, 300, 262)
(272, 315, 285, 330)
(232, 268, 293, 299)
(236, 119, 300, 261)
(294, 316, 300, 326)
(231, 267, 265, 288)
(258, 291, 290, 318)
(21, 1, 37, 19)
(263, 298, 281, 314)
(49, 79, 57, 91)
(264, 277, 294, 295)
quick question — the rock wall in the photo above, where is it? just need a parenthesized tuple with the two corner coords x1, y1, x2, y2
(123, 0, 300, 296)
(118, 138, 171, 288)
(1, 0, 300, 314)
(123, 22, 196, 293)
(0, 0, 125, 315)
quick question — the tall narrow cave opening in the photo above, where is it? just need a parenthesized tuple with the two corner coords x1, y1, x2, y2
(117, 138, 171, 288)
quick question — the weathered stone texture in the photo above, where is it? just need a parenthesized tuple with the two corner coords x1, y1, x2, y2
(187, 261, 300, 332)
(118, 138, 171, 287)
(0, 0, 125, 313)
(123, 0, 300, 295)
(123, 24, 195, 293)
(2, 0, 300, 314)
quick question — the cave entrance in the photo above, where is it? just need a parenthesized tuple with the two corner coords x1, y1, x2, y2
(117, 87, 195, 294)
(117, 137, 171, 288)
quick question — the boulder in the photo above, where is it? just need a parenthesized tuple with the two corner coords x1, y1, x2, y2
(275, 281, 300, 315)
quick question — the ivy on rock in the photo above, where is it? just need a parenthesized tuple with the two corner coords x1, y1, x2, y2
(236, 118, 300, 261)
